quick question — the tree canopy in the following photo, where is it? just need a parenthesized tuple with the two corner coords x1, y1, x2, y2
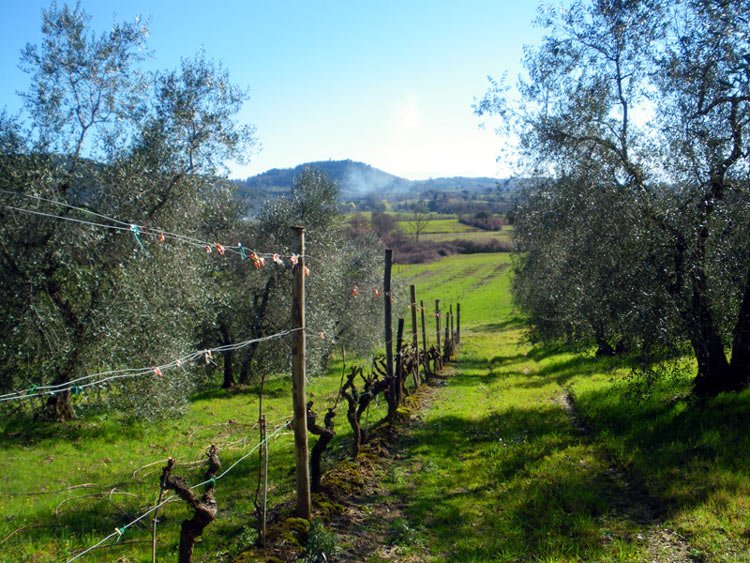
(478, 0, 750, 395)
(0, 4, 384, 421)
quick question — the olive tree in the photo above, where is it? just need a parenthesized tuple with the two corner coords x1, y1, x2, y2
(207, 168, 384, 388)
(479, 0, 750, 395)
(0, 4, 255, 419)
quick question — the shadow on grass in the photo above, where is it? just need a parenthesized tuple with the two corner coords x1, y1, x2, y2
(0, 386, 274, 449)
(445, 352, 594, 390)
(576, 383, 750, 491)
(470, 317, 527, 333)
(453, 352, 530, 371)
(395, 351, 750, 560)
(0, 375, 293, 447)
(0, 443, 286, 557)
(449, 345, 635, 393)
(0, 413, 147, 447)
(394, 405, 627, 560)
(190, 378, 288, 402)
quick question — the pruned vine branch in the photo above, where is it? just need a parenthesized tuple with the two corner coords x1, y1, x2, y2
(160, 445, 221, 563)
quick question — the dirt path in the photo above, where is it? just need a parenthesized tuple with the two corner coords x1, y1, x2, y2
(560, 388, 695, 563)
(319, 385, 441, 562)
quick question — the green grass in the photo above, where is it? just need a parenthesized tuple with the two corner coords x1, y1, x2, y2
(395, 253, 515, 322)
(345, 211, 513, 243)
(2, 252, 749, 562)
(398, 216, 514, 244)
(0, 363, 389, 561)
(422, 227, 513, 244)
(387, 253, 750, 562)
(399, 218, 477, 235)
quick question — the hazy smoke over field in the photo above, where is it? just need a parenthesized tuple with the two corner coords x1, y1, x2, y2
(343, 165, 403, 196)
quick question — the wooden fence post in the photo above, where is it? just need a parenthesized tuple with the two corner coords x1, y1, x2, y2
(456, 303, 461, 344)
(258, 415, 268, 546)
(420, 299, 428, 377)
(395, 317, 405, 410)
(410, 285, 420, 387)
(450, 304, 455, 347)
(291, 226, 311, 520)
(384, 249, 394, 393)
(435, 299, 442, 369)
(444, 311, 451, 361)
(384, 249, 395, 424)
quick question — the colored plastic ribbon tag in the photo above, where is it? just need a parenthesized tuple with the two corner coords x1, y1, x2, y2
(130, 224, 146, 252)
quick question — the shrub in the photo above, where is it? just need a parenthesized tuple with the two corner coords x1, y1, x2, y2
(394, 238, 512, 264)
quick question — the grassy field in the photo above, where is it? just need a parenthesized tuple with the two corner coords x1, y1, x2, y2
(2, 251, 749, 562)
(421, 228, 512, 244)
(347, 211, 513, 245)
(0, 355, 390, 561)
(348, 212, 458, 222)
(384, 254, 750, 562)
(398, 216, 513, 242)
(400, 218, 476, 234)
(394, 253, 513, 319)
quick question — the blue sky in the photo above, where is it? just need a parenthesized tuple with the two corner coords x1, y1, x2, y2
(0, 1, 542, 180)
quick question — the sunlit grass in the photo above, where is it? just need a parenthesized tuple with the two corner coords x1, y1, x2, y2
(422, 227, 513, 244)
(0, 355, 390, 561)
(396, 252, 517, 327)
(399, 218, 477, 235)
(391, 253, 750, 562)
(2, 252, 749, 562)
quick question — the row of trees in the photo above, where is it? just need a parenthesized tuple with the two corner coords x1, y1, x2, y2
(479, 0, 750, 396)
(0, 4, 383, 420)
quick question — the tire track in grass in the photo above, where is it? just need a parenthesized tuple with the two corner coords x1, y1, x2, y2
(561, 388, 694, 563)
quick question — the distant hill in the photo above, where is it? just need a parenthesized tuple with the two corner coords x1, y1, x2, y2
(234, 159, 508, 204)
(236, 160, 409, 202)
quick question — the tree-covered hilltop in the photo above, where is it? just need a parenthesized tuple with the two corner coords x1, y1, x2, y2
(236, 159, 524, 214)
(238, 159, 410, 197)
(237, 159, 502, 196)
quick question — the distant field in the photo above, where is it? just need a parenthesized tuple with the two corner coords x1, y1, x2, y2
(397, 215, 514, 242)
(395, 252, 512, 321)
(344, 212, 515, 246)
(345, 211, 458, 222)
(400, 218, 476, 234)
(422, 227, 513, 244)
